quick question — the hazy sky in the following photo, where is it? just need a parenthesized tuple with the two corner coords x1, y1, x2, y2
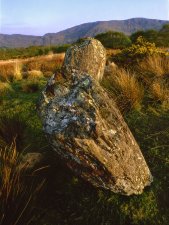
(0, 0, 169, 35)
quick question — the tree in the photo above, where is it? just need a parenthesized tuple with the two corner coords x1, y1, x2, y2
(157, 24, 169, 47)
(130, 30, 158, 44)
(95, 31, 131, 49)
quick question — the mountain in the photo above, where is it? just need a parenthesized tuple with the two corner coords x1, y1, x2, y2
(0, 18, 169, 48)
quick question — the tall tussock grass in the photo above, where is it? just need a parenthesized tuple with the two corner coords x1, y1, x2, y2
(0, 143, 44, 225)
(150, 81, 169, 104)
(0, 115, 27, 151)
(137, 55, 169, 107)
(0, 62, 22, 82)
(102, 66, 144, 112)
(138, 55, 169, 79)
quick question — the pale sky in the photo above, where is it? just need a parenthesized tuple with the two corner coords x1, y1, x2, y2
(0, 0, 168, 35)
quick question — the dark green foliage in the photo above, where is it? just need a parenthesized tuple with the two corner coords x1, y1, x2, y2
(131, 24, 169, 47)
(95, 31, 131, 49)
(131, 30, 158, 44)
(157, 24, 169, 47)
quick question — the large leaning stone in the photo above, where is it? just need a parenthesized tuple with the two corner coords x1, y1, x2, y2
(38, 38, 152, 195)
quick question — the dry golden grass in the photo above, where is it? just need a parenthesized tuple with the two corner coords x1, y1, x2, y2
(0, 64, 15, 82)
(102, 66, 144, 112)
(23, 54, 64, 72)
(0, 53, 64, 82)
(150, 81, 169, 104)
(13, 62, 22, 80)
(23, 70, 43, 79)
(0, 143, 45, 225)
(138, 55, 169, 77)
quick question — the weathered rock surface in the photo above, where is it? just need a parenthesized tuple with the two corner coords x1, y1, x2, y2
(39, 38, 152, 195)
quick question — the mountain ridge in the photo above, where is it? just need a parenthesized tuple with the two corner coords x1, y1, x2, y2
(0, 18, 169, 48)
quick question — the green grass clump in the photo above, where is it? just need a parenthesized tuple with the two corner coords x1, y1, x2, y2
(21, 80, 40, 93)
(0, 82, 12, 96)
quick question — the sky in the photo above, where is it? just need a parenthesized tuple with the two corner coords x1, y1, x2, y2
(0, 0, 169, 35)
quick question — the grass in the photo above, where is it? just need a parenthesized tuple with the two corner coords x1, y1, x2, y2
(0, 53, 64, 82)
(150, 81, 169, 105)
(0, 115, 27, 151)
(0, 143, 45, 225)
(22, 80, 40, 93)
(0, 82, 12, 96)
(0, 52, 169, 225)
(23, 70, 43, 79)
(102, 67, 144, 112)
(138, 54, 169, 77)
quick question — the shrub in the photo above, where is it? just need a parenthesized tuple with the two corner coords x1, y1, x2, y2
(115, 37, 168, 66)
(95, 31, 131, 49)
(130, 30, 158, 44)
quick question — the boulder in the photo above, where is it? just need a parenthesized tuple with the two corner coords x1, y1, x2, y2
(38, 38, 152, 195)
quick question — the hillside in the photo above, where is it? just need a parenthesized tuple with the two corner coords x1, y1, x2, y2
(0, 18, 168, 48)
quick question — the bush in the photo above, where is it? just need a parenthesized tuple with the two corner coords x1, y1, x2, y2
(115, 37, 168, 66)
(95, 31, 131, 49)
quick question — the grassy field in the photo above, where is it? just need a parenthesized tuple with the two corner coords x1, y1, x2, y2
(0, 46, 169, 225)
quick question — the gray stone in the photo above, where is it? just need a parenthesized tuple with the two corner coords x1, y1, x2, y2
(62, 38, 106, 81)
(38, 38, 152, 195)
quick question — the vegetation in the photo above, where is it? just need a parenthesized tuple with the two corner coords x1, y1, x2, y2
(0, 53, 64, 82)
(0, 39, 169, 225)
(131, 24, 169, 47)
(0, 143, 44, 225)
(0, 45, 69, 60)
(114, 36, 168, 66)
(102, 67, 144, 112)
(95, 31, 131, 49)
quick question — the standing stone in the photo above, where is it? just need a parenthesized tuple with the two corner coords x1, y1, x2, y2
(62, 38, 106, 81)
(38, 38, 152, 195)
